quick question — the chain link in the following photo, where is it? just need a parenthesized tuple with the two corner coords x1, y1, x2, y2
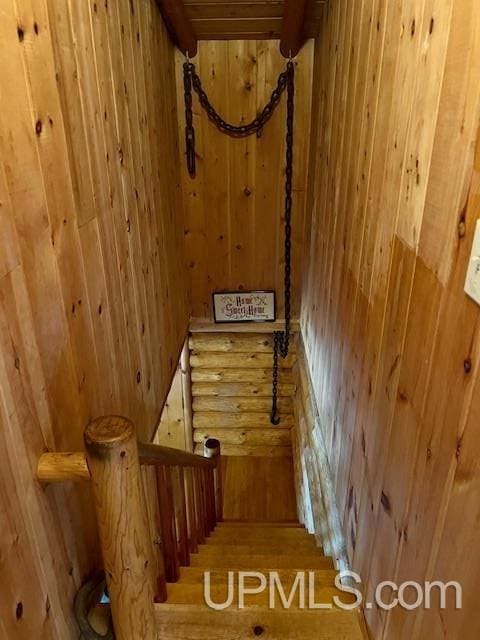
(183, 62, 196, 177)
(182, 59, 295, 425)
(271, 61, 294, 426)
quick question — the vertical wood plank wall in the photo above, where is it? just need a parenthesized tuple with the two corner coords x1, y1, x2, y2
(176, 40, 314, 319)
(301, 1, 480, 638)
(0, 1, 187, 637)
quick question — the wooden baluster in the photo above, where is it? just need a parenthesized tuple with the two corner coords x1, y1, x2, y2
(192, 467, 205, 545)
(156, 465, 180, 582)
(204, 438, 223, 524)
(84, 416, 157, 640)
(201, 467, 211, 537)
(184, 466, 198, 553)
(172, 466, 190, 566)
(141, 466, 168, 602)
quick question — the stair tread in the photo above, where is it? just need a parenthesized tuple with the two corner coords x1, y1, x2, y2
(218, 521, 303, 528)
(178, 567, 338, 584)
(190, 552, 334, 570)
(211, 528, 313, 539)
(155, 604, 365, 639)
(200, 542, 321, 555)
(166, 582, 356, 607)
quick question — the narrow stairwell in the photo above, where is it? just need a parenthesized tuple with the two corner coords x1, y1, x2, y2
(155, 521, 366, 639)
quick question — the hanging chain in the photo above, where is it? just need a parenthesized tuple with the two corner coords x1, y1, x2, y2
(271, 60, 294, 426)
(183, 58, 295, 426)
(183, 61, 196, 177)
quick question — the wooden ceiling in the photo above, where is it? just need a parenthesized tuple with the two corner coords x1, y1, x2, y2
(182, 0, 326, 40)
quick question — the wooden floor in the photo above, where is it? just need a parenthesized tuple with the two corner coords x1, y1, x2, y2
(221, 456, 298, 522)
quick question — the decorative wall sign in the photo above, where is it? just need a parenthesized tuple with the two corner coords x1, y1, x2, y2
(212, 291, 276, 323)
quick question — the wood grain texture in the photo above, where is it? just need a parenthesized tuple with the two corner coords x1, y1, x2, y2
(221, 456, 297, 520)
(301, 1, 480, 638)
(0, 1, 188, 636)
(183, 0, 325, 41)
(190, 331, 295, 455)
(176, 41, 314, 319)
(85, 417, 157, 640)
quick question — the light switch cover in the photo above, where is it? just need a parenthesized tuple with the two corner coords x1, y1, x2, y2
(465, 219, 480, 305)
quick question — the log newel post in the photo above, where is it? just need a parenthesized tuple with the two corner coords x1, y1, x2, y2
(84, 416, 157, 640)
(204, 438, 223, 523)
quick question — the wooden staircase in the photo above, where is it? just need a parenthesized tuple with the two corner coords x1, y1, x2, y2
(155, 521, 366, 639)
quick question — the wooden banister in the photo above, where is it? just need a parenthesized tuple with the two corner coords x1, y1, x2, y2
(84, 416, 157, 640)
(38, 416, 223, 639)
(37, 439, 215, 484)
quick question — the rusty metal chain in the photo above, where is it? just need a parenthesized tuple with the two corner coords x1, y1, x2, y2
(183, 61, 196, 177)
(183, 61, 290, 177)
(271, 61, 294, 426)
(182, 59, 295, 426)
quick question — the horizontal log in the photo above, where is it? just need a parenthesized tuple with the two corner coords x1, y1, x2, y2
(190, 352, 296, 369)
(193, 412, 294, 429)
(193, 396, 293, 413)
(192, 382, 296, 397)
(36, 452, 90, 483)
(194, 444, 292, 457)
(189, 319, 300, 334)
(191, 368, 294, 384)
(189, 333, 296, 354)
(37, 442, 215, 483)
(194, 428, 292, 446)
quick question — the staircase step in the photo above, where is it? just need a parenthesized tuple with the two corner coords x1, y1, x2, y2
(178, 567, 338, 585)
(217, 521, 303, 528)
(190, 552, 335, 570)
(210, 528, 315, 543)
(166, 582, 356, 608)
(200, 541, 320, 555)
(155, 604, 365, 639)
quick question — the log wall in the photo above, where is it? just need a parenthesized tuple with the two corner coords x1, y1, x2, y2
(176, 40, 314, 319)
(189, 330, 296, 457)
(300, 1, 480, 638)
(0, 0, 187, 637)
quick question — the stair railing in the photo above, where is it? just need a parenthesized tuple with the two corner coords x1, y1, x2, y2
(37, 416, 222, 640)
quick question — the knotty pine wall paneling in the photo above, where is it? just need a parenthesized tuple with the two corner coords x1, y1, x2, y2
(0, 0, 188, 637)
(176, 40, 314, 319)
(301, 0, 480, 638)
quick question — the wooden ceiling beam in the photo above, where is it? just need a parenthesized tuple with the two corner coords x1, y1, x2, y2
(156, 0, 198, 57)
(279, 0, 309, 58)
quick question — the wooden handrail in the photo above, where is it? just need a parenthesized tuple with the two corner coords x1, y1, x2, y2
(37, 439, 215, 484)
(139, 442, 216, 469)
(38, 415, 222, 639)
